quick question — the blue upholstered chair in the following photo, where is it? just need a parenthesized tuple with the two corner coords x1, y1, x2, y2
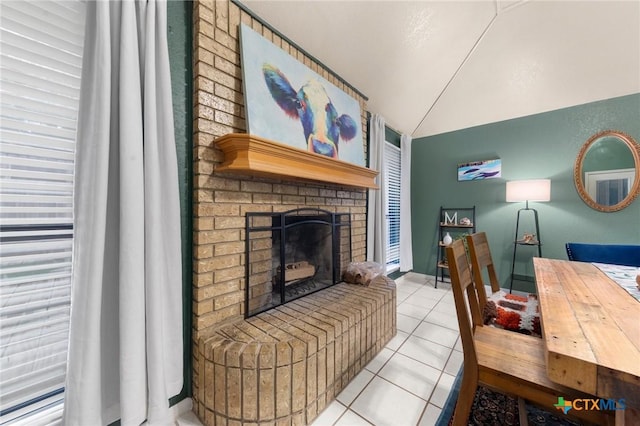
(565, 243, 640, 267)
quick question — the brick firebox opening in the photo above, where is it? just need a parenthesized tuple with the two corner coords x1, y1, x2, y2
(245, 208, 352, 318)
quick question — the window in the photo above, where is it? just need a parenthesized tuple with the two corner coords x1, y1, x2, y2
(384, 142, 401, 271)
(585, 168, 634, 206)
(0, 1, 85, 422)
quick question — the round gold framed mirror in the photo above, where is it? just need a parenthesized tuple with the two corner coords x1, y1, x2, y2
(574, 130, 640, 212)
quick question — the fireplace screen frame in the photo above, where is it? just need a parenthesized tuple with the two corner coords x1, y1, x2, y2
(245, 208, 352, 318)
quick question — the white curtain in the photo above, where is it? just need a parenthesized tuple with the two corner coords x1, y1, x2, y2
(366, 114, 387, 264)
(399, 134, 413, 271)
(63, 1, 183, 425)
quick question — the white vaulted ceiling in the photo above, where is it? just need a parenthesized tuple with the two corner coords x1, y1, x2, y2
(239, 0, 640, 138)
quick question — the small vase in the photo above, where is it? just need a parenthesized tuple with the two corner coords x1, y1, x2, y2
(443, 232, 453, 246)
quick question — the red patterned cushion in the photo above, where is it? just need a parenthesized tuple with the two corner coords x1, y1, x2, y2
(483, 291, 540, 336)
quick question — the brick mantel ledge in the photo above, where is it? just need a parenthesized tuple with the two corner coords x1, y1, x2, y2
(215, 133, 379, 189)
(195, 276, 396, 425)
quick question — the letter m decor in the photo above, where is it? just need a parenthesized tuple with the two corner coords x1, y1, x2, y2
(444, 212, 457, 225)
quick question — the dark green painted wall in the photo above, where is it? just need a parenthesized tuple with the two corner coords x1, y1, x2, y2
(167, 0, 192, 403)
(411, 94, 640, 293)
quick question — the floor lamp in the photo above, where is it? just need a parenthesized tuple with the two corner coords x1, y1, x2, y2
(506, 179, 551, 292)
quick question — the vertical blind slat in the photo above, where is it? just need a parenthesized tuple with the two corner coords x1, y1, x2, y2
(384, 142, 401, 267)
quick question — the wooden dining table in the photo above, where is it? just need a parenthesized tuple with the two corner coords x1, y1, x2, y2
(533, 258, 640, 425)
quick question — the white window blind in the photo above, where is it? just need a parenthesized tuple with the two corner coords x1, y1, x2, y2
(384, 142, 401, 270)
(0, 0, 85, 422)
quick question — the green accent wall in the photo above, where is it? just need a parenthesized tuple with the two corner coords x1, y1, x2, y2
(167, 0, 192, 403)
(411, 93, 640, 293)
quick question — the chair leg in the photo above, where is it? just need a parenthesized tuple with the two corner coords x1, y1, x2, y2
(451, 374, 478, 426)
(518, 397, 529, 426)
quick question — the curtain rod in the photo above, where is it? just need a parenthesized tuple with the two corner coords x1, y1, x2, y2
(230, 0, 369, 101)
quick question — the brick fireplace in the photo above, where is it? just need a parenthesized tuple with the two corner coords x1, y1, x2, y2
(191, 2, 395, 424)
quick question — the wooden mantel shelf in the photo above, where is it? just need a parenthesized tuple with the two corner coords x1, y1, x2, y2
(215, 133, 379, 189)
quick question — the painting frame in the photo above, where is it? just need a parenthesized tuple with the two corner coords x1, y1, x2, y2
(239, 23, 365, 166)
(457, 158, 502, 181)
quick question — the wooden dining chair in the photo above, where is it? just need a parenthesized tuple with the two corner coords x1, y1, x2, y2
(446, 239, 613, 426)
(466, 232, 540, 336)
(465, 232, 499, 309)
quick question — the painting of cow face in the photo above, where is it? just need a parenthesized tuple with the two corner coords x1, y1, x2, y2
(263, 64, 357, 158)
(239, 23, 364, 166)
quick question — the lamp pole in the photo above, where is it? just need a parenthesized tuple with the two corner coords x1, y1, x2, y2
(509, 201, 543, 293)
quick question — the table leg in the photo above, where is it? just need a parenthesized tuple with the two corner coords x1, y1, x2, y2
(616, 406, 640, 426)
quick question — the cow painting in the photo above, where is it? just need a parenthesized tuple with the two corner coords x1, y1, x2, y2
(263, 63, 358, 159)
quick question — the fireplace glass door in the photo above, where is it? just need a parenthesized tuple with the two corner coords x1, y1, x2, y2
(245, 208, 351, 317)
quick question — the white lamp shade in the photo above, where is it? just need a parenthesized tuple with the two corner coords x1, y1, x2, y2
(506, 179, 551, 202)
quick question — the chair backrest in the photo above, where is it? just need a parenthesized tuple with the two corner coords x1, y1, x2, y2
(466, 232, 501, 300)
(446, 239, 484, 371)
(565, 243, 640, 267)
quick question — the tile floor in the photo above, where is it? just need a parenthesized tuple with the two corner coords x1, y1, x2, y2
(310, 272, 461, 426)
